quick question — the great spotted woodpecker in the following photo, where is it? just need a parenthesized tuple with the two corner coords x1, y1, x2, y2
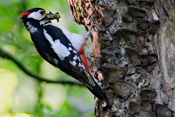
(21, 8, 109, 105)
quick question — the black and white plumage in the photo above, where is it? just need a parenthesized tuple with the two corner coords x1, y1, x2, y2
(21, 8, 109, 105)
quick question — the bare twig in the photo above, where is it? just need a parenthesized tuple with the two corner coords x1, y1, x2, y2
(0, 48, 84, 87)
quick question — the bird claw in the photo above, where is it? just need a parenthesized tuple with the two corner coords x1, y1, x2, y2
(102, 101, 107, 107)
(91, 24, 105, 32)
(44, 11, 61, 22)
(88, 23, 106, 33)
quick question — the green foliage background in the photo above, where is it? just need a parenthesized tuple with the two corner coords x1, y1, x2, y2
(0, 0, 95, 116)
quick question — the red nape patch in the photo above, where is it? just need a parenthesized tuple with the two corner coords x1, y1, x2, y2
(78, 44, 89, 72)
(21, 12, 31, 19)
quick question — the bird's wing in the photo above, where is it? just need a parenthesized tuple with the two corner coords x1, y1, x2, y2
(43, 23, 96, 88)
(44, 23, 89, 71)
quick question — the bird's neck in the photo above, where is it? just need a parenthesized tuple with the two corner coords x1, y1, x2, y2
(24, 19, 42, 33)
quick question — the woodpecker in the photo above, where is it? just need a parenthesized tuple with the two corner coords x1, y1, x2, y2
(21, 8, 109, 105)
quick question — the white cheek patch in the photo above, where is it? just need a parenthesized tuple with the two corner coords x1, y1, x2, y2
(44, 29, 70, 61)
(28, 11, 44, 20)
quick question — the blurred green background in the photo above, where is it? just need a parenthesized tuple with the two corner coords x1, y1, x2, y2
(0, 0, 95, 117)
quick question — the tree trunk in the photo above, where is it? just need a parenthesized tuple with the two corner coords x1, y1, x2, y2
(68, 0, 175, 116)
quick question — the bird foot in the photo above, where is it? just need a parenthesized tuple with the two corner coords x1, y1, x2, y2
(102, 101, 107, 107)
(91, 24, 105, 32)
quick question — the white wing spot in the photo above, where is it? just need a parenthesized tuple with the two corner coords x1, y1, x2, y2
(78, 63, 85, 69)
(70, 61, 77, 66)
(73, 50, 77, 53)
(68, 47, 72, 51)
(44, 29, 70, 61)
(78, 57, 81, 61)
(73, 55, 78, 60)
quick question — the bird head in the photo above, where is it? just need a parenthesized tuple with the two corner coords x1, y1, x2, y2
(21, 8, 46, 21)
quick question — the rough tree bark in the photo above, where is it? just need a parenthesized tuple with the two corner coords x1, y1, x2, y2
(68, 0, 175, 116)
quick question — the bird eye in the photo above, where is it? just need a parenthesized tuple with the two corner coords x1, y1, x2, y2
(39, 10, 45, 15)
